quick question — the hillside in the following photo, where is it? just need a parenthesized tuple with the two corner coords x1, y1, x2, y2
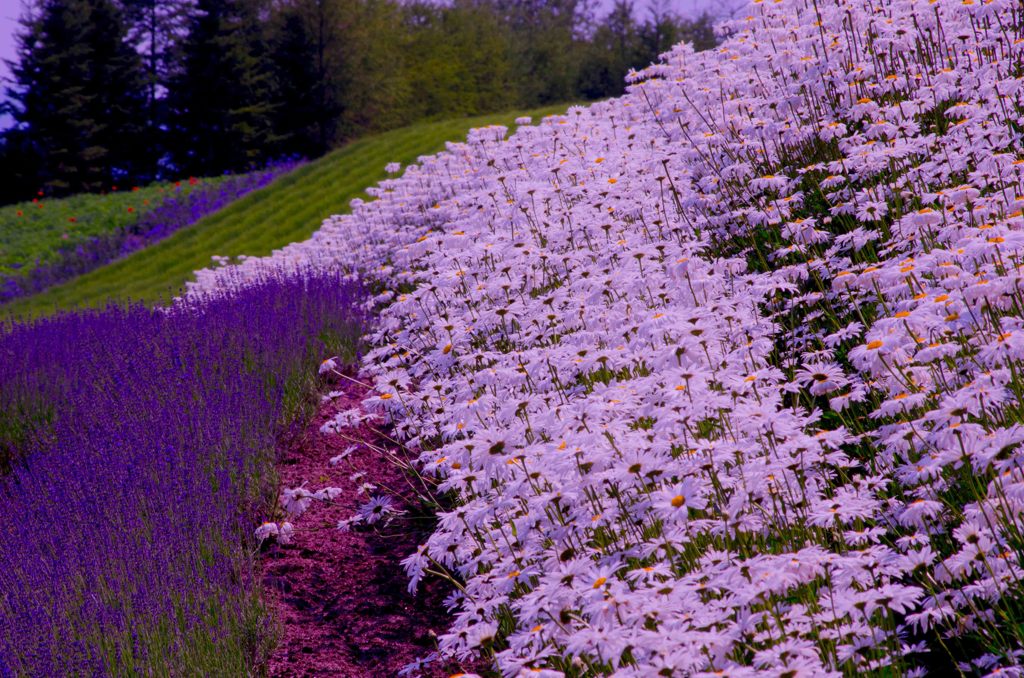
(0, 179, 209, 280)
(2, 105, 566, 318)
(187, 0, 1024, 674)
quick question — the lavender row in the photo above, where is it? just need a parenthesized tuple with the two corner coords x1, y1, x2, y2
(0, 273, 364, 675)
(0, 161, 300, 303)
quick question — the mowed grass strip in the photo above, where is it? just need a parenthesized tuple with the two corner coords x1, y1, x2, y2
(3, 105, 568, 318)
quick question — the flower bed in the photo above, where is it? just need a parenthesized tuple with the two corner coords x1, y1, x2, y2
(188, 0, 1024, 674)
(0, 274, 363, 675)
(0, 162, 299, 303)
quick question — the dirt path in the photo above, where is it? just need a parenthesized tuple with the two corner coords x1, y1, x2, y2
(259, 379, 473, 677)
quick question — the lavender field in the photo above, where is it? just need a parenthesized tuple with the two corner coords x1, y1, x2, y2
(0, 163, 298, 304)
(0, 275, 364, 674)
(6, 0, 1024, 675)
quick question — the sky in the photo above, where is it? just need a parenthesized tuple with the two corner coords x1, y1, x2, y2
(0, 0, 18, 130)
(0, 0, 19, 78)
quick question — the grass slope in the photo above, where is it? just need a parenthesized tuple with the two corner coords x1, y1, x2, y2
(4, 105, 568, 318)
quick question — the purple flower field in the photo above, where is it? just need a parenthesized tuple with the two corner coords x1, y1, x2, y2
(0, 274, 363, 675)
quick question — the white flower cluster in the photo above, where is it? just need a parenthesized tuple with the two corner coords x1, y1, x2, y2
(280, 483, 343, 519)
(319, 407, 373, 434)
(197, 0, 1024, 674)
(337, 494, 403, 532)
(255, 520, 294, 545)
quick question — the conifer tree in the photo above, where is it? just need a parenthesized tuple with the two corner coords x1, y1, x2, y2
(577, 0, 639, 99)
(121, 0, 191, 169)
(269, 0, 347, 157)
(3, 0, 149, 196)
(170, 0, 278, 175)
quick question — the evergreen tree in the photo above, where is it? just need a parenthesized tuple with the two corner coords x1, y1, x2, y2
(121, 0, 191, 170)
(269, 0, 347, 157)
(577, 0, 639, 99)
(170, 0, 278, 175)
(578, 2, 719, 100)
(2, 0, 149, 196)
(638, 6, 716, 61)
(0, 128, 41, 205)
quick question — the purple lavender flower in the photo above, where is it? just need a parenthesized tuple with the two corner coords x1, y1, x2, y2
(0, 273, 364, 674)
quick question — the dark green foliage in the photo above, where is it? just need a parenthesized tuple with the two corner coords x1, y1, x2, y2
(578, 0, 642, 100)
(0, 130, 42, 206)
(2, 0, 149, 196)
(642, 2, 717, 57)
(498, 0, 590, 105)
(1, 0, 719, 204)
(396, 1, 518, 121)
(170, 0, 279, 175)
(120, 0, 191, 166)
(268, 0, 348, 157)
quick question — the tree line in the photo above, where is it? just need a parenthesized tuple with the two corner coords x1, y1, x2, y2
(0, 0, 716, 205)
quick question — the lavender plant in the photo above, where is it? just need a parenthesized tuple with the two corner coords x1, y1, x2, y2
(0, 273, 364, 675)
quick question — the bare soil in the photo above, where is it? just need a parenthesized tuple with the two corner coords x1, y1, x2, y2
(259, 378, 477, 677)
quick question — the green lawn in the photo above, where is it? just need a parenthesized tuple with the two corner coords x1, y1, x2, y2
(2, 105, 568, 319)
